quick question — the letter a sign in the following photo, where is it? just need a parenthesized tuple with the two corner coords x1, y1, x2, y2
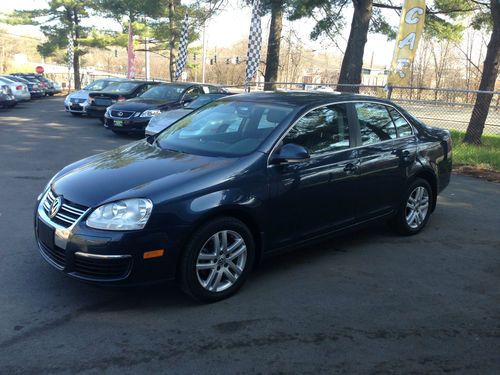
(388, 0, 426, 86)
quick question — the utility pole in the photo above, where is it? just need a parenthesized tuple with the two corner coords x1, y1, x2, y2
(201, 21, 207, 83)
(145, 38, 150, 80)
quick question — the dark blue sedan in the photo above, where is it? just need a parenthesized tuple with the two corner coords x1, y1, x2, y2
(34, 92, 452, 302)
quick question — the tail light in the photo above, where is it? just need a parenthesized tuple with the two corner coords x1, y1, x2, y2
(16, 85, 23, 91)
(33, 85, 39, 90)
(117, 96, 126, 101)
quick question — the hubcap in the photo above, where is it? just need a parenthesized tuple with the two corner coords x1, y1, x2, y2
(196, 230, 247, 292)
(405, 186, 430, 229)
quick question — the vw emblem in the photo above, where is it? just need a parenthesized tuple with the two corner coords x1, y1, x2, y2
(49, 196, 63, 218)
(118, 112, 123, 117)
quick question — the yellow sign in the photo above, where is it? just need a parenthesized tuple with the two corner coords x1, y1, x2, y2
(388, 0, 426, 86)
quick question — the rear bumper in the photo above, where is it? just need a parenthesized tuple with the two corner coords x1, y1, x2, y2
(14, 92, 31, 102)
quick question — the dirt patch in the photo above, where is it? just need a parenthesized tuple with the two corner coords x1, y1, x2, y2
(453, 165, 500, 183)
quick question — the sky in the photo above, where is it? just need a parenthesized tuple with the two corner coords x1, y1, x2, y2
(0, 0, 399, 68)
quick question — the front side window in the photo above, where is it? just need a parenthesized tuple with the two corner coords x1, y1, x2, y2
(355, 103, 397, 145)
(156, 101, 295, 156)
(283, 104, 350, 155)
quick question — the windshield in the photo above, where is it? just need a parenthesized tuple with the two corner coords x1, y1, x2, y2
(156, 100, 295, 157)
(103, 82, 140, 93)
(85, 80, 115, 91)
(187, 94, 225, 109)
(140, 85, 185, 100)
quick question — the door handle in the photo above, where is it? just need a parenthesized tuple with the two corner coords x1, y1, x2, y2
(343, 163, 358, 173)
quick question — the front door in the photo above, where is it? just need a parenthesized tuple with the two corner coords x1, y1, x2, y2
(267, 103, 359, 248)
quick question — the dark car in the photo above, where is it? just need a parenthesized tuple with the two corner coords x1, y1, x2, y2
(104, 83, 223, 135)
(6, 75, 44, 98)
(34, 92, 452, 302)
(0, 85, 16, 108)
(145, 93, 231, 136)
(87, 80, 160, 121)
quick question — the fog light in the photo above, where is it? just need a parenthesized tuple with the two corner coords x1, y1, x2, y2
(143, 249, 164, 259)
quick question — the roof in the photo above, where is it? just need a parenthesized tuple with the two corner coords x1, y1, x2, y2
(226, 91, 390, 107)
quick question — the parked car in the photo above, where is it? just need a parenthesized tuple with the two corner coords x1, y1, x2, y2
(0, 76, 30, 102)
(64, 78, 125, 116)
(104, 83, 224, 135)
(6, 75, 44, 98)
(87, 80, 160, 121)
(12, 74, 47, 96)
(34, 75, 56, 96)
(50, 80, 63, 94)
(34, 92, 452, 302)
(0, 85, 16, 108)
(145, 93, 231, 136)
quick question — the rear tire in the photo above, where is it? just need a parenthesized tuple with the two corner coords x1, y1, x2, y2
(391, 178, 433, 235)
(178, 217, 255, 303)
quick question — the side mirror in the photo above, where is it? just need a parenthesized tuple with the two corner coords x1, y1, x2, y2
(270, 143, 310, 165)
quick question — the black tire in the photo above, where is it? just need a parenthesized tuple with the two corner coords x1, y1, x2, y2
(70, 112, 82, 117)
(391, 178, 433, 235)
(178, 217, 255, 303)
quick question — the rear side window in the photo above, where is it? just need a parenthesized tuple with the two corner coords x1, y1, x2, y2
(388, 108, 413, 137)
(355, 103, 396, 145)
(283, 104, 350, 155)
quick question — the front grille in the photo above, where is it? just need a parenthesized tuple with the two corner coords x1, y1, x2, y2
(110, 110, 134, 118)
(74, 254, 132, 280)
(43, 190, 88, 228)
(38, 241, 65, 269)
(70, 98, 86, 103)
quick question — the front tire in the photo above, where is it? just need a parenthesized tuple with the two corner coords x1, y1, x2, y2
(179, 217, 255, 302)
(392, 178, 433, 235)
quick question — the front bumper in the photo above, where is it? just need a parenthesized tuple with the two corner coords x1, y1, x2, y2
(104, 116, 150, 134)
(65, 102, 87, 113)
(34, 197, 183, 286)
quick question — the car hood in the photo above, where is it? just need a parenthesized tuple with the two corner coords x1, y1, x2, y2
(146, 109, 191, 131)
(52, 140, 238, 208)
(67, 90, 89, 100)
(110, 98, 178, 112)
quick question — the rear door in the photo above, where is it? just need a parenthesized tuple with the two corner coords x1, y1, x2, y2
(267, 103, 359, 248)
(352, 102, 416, 220)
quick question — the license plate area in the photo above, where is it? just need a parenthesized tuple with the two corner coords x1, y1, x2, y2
(37, 219, 55, 248)
(114, 120, 123, 127)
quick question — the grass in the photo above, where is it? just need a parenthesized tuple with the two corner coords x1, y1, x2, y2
(450, 130, 500, 171)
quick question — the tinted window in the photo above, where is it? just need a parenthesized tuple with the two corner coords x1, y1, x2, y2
(184, 86, 204, 100)
(388, 108, 413, 137)
(187, 94, 226, 109)
(104, 82, 140, 93)
(355, 103, 396, 145)
(156, 101, 294, 156)
(283, 104, 350, 155)
(139, 84, 182, 100)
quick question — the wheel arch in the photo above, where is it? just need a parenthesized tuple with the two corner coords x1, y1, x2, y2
(412, 168, 438, 211)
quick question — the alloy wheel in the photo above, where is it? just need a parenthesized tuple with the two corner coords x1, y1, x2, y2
(405, 186, 430, 229)
(196, 230, 247, 292)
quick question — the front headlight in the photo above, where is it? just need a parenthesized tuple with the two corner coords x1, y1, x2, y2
(140, 109, 161, 118)
(64, 95, 71, 104)
(86, 198, 153, 231)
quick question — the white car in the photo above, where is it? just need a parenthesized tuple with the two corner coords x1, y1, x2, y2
(0, 76, 31, 102)
(64, 78, 125, 116)
(145, 93, 230, 136)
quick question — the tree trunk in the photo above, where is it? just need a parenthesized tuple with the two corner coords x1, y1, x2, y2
(168, 1, 176, 82)
(464, 0, 500, 145)
(337, 0, 372, 93)
(72, 9, 81, 90)
(264, 0, 283, 91)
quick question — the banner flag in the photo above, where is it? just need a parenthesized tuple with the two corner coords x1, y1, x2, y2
(67, 33, 74, 90)
(174, 12, 189, 81)
(127, 21, 136, 79)
(387, 0, 426, 86)
(245, 0, 263, 84)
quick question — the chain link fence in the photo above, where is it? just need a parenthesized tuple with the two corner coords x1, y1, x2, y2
(231, 82, 499, 135)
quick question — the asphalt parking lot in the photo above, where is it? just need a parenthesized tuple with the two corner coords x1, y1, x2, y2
(0, 97, 499, 374)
